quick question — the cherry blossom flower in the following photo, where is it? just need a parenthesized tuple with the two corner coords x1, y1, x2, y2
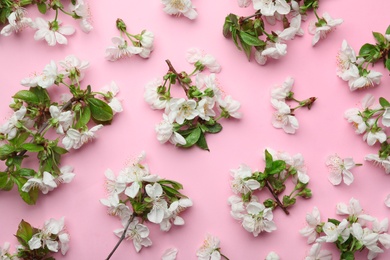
(336, 198, 375, 223)
(197, 98, 216, 121)
(271, 99, 299, 134)
(271, 77, 294, 101)
(308, 12, 343, 46)
(253, 0, 290, 16)
(58, 55, 90, 81)
(265, 251, 280, 260)
(168, 98, 199, 124)
(325, 154, 357, 186)
(305, 243, 332, 260)
(69, 0, 93, 33)
(55, 165, 76, 185)
(33, 17, 75, 46)
(372, 218, 390, 249)
(242, 202, 276, 236)
(363, 122, 387, 146)
(342, 65, 382, 91)
(62, 124, 103, 150)
(278, 14, 304, 41)
(144, 78, 169, 110)
(218, 95, 242, 119)
(0, 106, 27, 140)
(300, 207, 321, 244)
(186, 48, 221, 73)
(316, 219, 350, 243)
(336, 40, 361, 77)
(145, 183, 168, 224)
(100, 81, 123, 114)
(155, 114, 186, 145)
(365, 154, 390, 174)
(105, 36, 142, 61)
(21, 171, 58, 194)
(49, 106, 73, 135)
(344, 94, 375, 134)
(21, 60, 58, 89)
(255, 50, 268, 65)
(0, 242, 12, 260)
(291, 153, 310, 184)
(114, 219, 152, 252)
(100, 195, 132, 226)
(103, 169, 126, 197)
(385, 194, 390, 208)
(196, 234, 221, 260)
(162, 248, 178, 260)
(237, 0, 252, 7)
(161, 0, 198, 20)
(230, 164, 260, 194)
(160, 198, 193, 231)
(262, 41, 287, 60)
(351, 223, 381, 255)
(0, 7, 33, 36)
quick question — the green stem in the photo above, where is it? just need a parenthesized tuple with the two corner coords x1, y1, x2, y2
(59, 8, 74, 17)
(54, 8, 59, 22)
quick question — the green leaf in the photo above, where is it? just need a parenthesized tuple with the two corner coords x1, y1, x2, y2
(14, 177, 39, 205)
(239, 36, 252, 61)
(182, 127, 201, 148)
(268, 160, 286, 175)
(158, 180, 183, 190)
(385, 58, 390, 71)
(161, 184, 182, 198)
(13, 90, 39, 104)
(30, 87, 50, 105)
(263, 199, 276, 208)
(373, 32, 385, 45)
(239, 31, 264, 47)
(18, 168, 36, 177)
(0, 172, 13, 191)
(386, 25, 390, 35)
(264, 150, 273, 170)
(21, 143, 44, 152)
(0, 144, 15, 159)
(196, 132, 209, 151)
(223, 15, 232, 38)
(13, 132, 31, 147)
(340, 251, 355, 260)
(327, 218, 341, 225)
(87, 98, 113, 122)
(74, 105, 91, 129)
(16, 220, 34, 245)
(379, 97, 390, 107)
(359, 43, 378, 57)
(52, 146, 68, 155)
(37, 3, 47, 14)
(204, 123, 222, 134)
(231, 28, 240, 50)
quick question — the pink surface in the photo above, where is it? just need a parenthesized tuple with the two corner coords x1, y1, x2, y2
(1, 0, 390, 259)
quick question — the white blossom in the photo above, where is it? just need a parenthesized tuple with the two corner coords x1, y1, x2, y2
(100, 81, 123, 114)
(62, 124, 103, 150)
(218, 95, 242, 119)
(305, 243, 332, 260)
(336, 198, 375, 223)
(105, 36, 142, 61)
(69, 0, 93, 33)
(114, 219, 152, 252)
(58, 55, 90, 81)
(162, 248, 178, 260)
(265, 251, 280, 260)
(168, 98, 199, 124)
(230, 164, 260, 194)
(144, 78, 169, 110)
(161, 0, 198, 20)
(1, 8, 33, 36)
(242, 202, 276, 236)
(155, 114, 186, 146)
(271, 77, 294, 101)
(33, 17, 75, 46)
(21, 60, 58, 89)
(300, 207, 321, 244)
(55, 165, 76, 185)
(0, 106, 27, 140)
(196, 234, 221, 260)
(365, 154, 390, 174)
(325, 154, 356, 185)
(22, 171, 58, 194)
(160, 198, 192, 231)
(49, 106, 73, 135)
(271, 99, 299, 134)
(186, 48, 221, 73)
(253, 0, 290, 16)
(145, 183, 168, 224)
(308, 12, 343, 46)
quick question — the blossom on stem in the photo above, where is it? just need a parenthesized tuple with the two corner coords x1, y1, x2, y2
(160, 198, 193, 231)
(69, 0, 93, 33)
(253, 0, 290, 16)
(271, 77, 294, 101)
(100, 81, 123, 114)
(1, 7, 33, 36)
(186, 48, 221, 73)
(33, 17, 75, 46)
(218, 95, 242, 119)
(271, 99, 299, 134)
(308, 12, 343, 46)
(145, 183, 168, 224)
(305, 243, 332, 260)
(58, 55, 90, 81)
(21, 60, 59, 89)
(161, 0, 198, 20)
(265, 251, 280, 260)
(105, 36, 142, 61)
(144, 78, 169, 110)
(336, 198, 375, 223)
(0, 106, 27, 140)
(365, 154, 390, 174)
(155, 114, 186, 146)
(55, 165, 76, 185)
(230, 164, 260, 194)
(114, 219, 152, 253)
(21, 171, 58, 194)
(49, 106, 73, 135)
(62, 124, 103, 150)
(168, 98, 199, 124)
(325, 154, 357, 185)
(196, 234, 221, 260)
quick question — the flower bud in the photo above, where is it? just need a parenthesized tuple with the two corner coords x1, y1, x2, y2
(116, 18, 127, 32)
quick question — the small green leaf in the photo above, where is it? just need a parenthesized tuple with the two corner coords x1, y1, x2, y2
(16, 220, 34, 245)
(379, 97, 390, 107)
(18, 168, 36, 177)
(182, 127, 201, 148)
(239, 31, 264, 47)
(13, 132, 31, 147)
(386, 25, 390, 35)
(21, 143, 44, 152)
(52, 146, 68, 155)
(30, 87, 50, 105)
(161, 184, 182, 198)
(231, 28, 240, 50)
(87, 98, 113, 122)
(223, 15, 232, 38)
(373, 32, 385, 45)
(37, 3, 47, 14)
(158, 180, 183, 190)
(196, 132, 209, 151)
(268, 160, 286, 175)
(340, 251, 355, 260)
(0, 172, 13, 190)
(327, 218, 341, 225)
(265, 150, 273, 170)
(385, 58, 390, 71)
(0, 144, 15, 159)
(239, 36, 252, 61)
(263, 199, 276, 208)
(13, 90, 39, 104)
(74, 106, 91, 129)
(359, 43, 377, 57)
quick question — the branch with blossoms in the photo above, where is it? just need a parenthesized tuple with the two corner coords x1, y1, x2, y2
(0, 217, 70, 260)
(345, 94, 390, 176)
(0, 0, 92, 46)
(223, 0, 342, 65)
(337, 25, 390, 91)
(270, 77, 316, 134)
(228, 148, 312, 237)
(300, 198, 390, 260)
(101, 152, 192, 258)
(144, 48, 241, 151)
(105, 18, 154, 61)
(0, 55, 122, 204)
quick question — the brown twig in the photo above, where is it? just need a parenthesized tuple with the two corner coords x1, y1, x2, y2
(106, 214, 135, 260)
(165, 59, 189, 95)
(265, 181, 289, 215)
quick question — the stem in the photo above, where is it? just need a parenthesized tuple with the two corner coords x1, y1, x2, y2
(241, 13, 259, 23)
(165, 60, 189, 95)
(265, 181, 289, 215)
(54, 8, 59, 22)
(106, 214, 135, 260)
(221, 253, 230, 260)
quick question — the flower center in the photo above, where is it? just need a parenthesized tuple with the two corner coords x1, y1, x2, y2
(171, 0, 185, 10)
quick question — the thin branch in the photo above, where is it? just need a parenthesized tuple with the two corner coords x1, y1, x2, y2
(265, 181, 289, 215)
(165, 59, 189, 95)
(106, 214, 135, 260)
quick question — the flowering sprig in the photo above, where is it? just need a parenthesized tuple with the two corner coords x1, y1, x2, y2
(271, 77, 317, 134)
(228, 148, 312, 237)
(325, 154, 362, 186)
(101, 152, 192, 258)
(1, 217, 69, 259)
(144, 48, 241, 151)
(0, 0, 92, 46)
(0, 55, 121, 204)
(336, 29, 390, 91)
(196, 234, 229, 260)
(345, 94, 390, 174)
(300, 198, 390, 260)
(105, 18, 154, 61)
(223, 0, 342, 65)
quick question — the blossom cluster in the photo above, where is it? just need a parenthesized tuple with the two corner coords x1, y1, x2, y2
(223, 0, 342, 65)
(144, 48, 241, 150)
(345, 94, 390, 175)
(270, 77, 317, 134)
(105, 18, 154, 61)
(0, 0, 92, 46)
(100, 152, 192, 256)
(337, 25, 390, 91)
(228, 148, 312, 237)
(0, 217, 69, 259)
(161, 0, 197, 20)
(0, 55, 121, 204)
(300, 198, 390, 259)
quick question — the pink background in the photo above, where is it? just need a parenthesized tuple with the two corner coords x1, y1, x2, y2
(1, 0, 390, 259)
